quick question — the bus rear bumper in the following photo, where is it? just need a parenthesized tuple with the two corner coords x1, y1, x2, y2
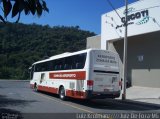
(86, 90, 121, 99)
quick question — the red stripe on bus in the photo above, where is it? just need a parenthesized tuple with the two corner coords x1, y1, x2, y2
(38, 85, 58, 94)
(49, 71, 86, 80)
(34, 85, 86, 99)
(66, 90, 86, 99)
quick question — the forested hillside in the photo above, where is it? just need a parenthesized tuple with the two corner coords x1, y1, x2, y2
(0, 23, 95, 79)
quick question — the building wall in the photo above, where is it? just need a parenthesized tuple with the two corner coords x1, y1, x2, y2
(101, 0, 160, 49)
(101, 0, 160, 88)
(86, 35, 101, 49)
(109, 31, 160, 88)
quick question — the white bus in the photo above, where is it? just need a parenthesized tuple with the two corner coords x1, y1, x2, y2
(29, 49, 121, 100)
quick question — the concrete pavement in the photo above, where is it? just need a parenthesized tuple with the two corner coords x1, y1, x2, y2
(1, 80, 159, 115)
(119, 86, 160, 105)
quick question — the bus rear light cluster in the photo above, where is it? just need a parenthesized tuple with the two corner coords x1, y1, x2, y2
(87, 80, 94, 90)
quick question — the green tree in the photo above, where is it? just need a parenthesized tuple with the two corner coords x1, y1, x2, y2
(0, 0, 49, 23)
(0, 23, 95, 80)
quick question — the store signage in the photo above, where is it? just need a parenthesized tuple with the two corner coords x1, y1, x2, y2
(116, 7, 150, 29)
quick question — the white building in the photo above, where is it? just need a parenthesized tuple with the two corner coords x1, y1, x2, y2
(87, 0, 160, 88)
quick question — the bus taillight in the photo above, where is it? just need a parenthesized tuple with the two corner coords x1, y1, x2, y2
(87, 80, 94, 90)
(87, 80, 94, 86)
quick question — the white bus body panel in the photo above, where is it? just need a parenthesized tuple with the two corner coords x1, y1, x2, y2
(90, 50, 120, 93)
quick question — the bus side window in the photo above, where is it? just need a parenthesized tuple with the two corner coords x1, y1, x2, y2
(46, 61, 51, 71)
(64, 64, 69, 70)
(55, 65, 58, 70)
(50, 60, 55, 71)
(59, 65, 63, 70)
(56, 65, 61, 70)
(72, 53, 86, 69)
(76, 63, 82, 69)
(41, 63, 45, 71)
(78, 53, 87, 69)
(71, 63, 75, 69)
(64, 56, 72, 70)
(30, 65, 35, 79)
(35, 64, 39, 72)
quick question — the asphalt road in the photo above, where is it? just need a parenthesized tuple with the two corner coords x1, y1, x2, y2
(0, 80, 160, 119)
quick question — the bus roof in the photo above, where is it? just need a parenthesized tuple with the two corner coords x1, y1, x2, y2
(32, 48, 117, 65)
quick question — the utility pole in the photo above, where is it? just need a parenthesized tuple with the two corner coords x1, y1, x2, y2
(122, 0, 128, 100)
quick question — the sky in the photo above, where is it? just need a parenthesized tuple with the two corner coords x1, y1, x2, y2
(1, 0, 137, 34)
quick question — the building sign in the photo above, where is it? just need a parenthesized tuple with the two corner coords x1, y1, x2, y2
(116, 8, 149, 29)
(101, 0, 160, 49)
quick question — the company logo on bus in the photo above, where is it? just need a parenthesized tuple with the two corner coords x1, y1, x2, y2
(49, 71, 86, 80)
(116, 7, 150, 29)
(54, 74, 76, 78)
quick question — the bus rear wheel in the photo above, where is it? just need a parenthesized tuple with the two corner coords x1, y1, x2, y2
(59, 86, 66, 100)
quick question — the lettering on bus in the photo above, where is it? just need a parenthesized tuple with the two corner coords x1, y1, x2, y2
(96, 55, 117, 64)
(54, 74, 76, 78)
(49, 71, 86, 80)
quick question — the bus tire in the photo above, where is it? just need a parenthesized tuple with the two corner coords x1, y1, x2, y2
(59, 86, 66, 100)
(34, 83, 38, 92)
